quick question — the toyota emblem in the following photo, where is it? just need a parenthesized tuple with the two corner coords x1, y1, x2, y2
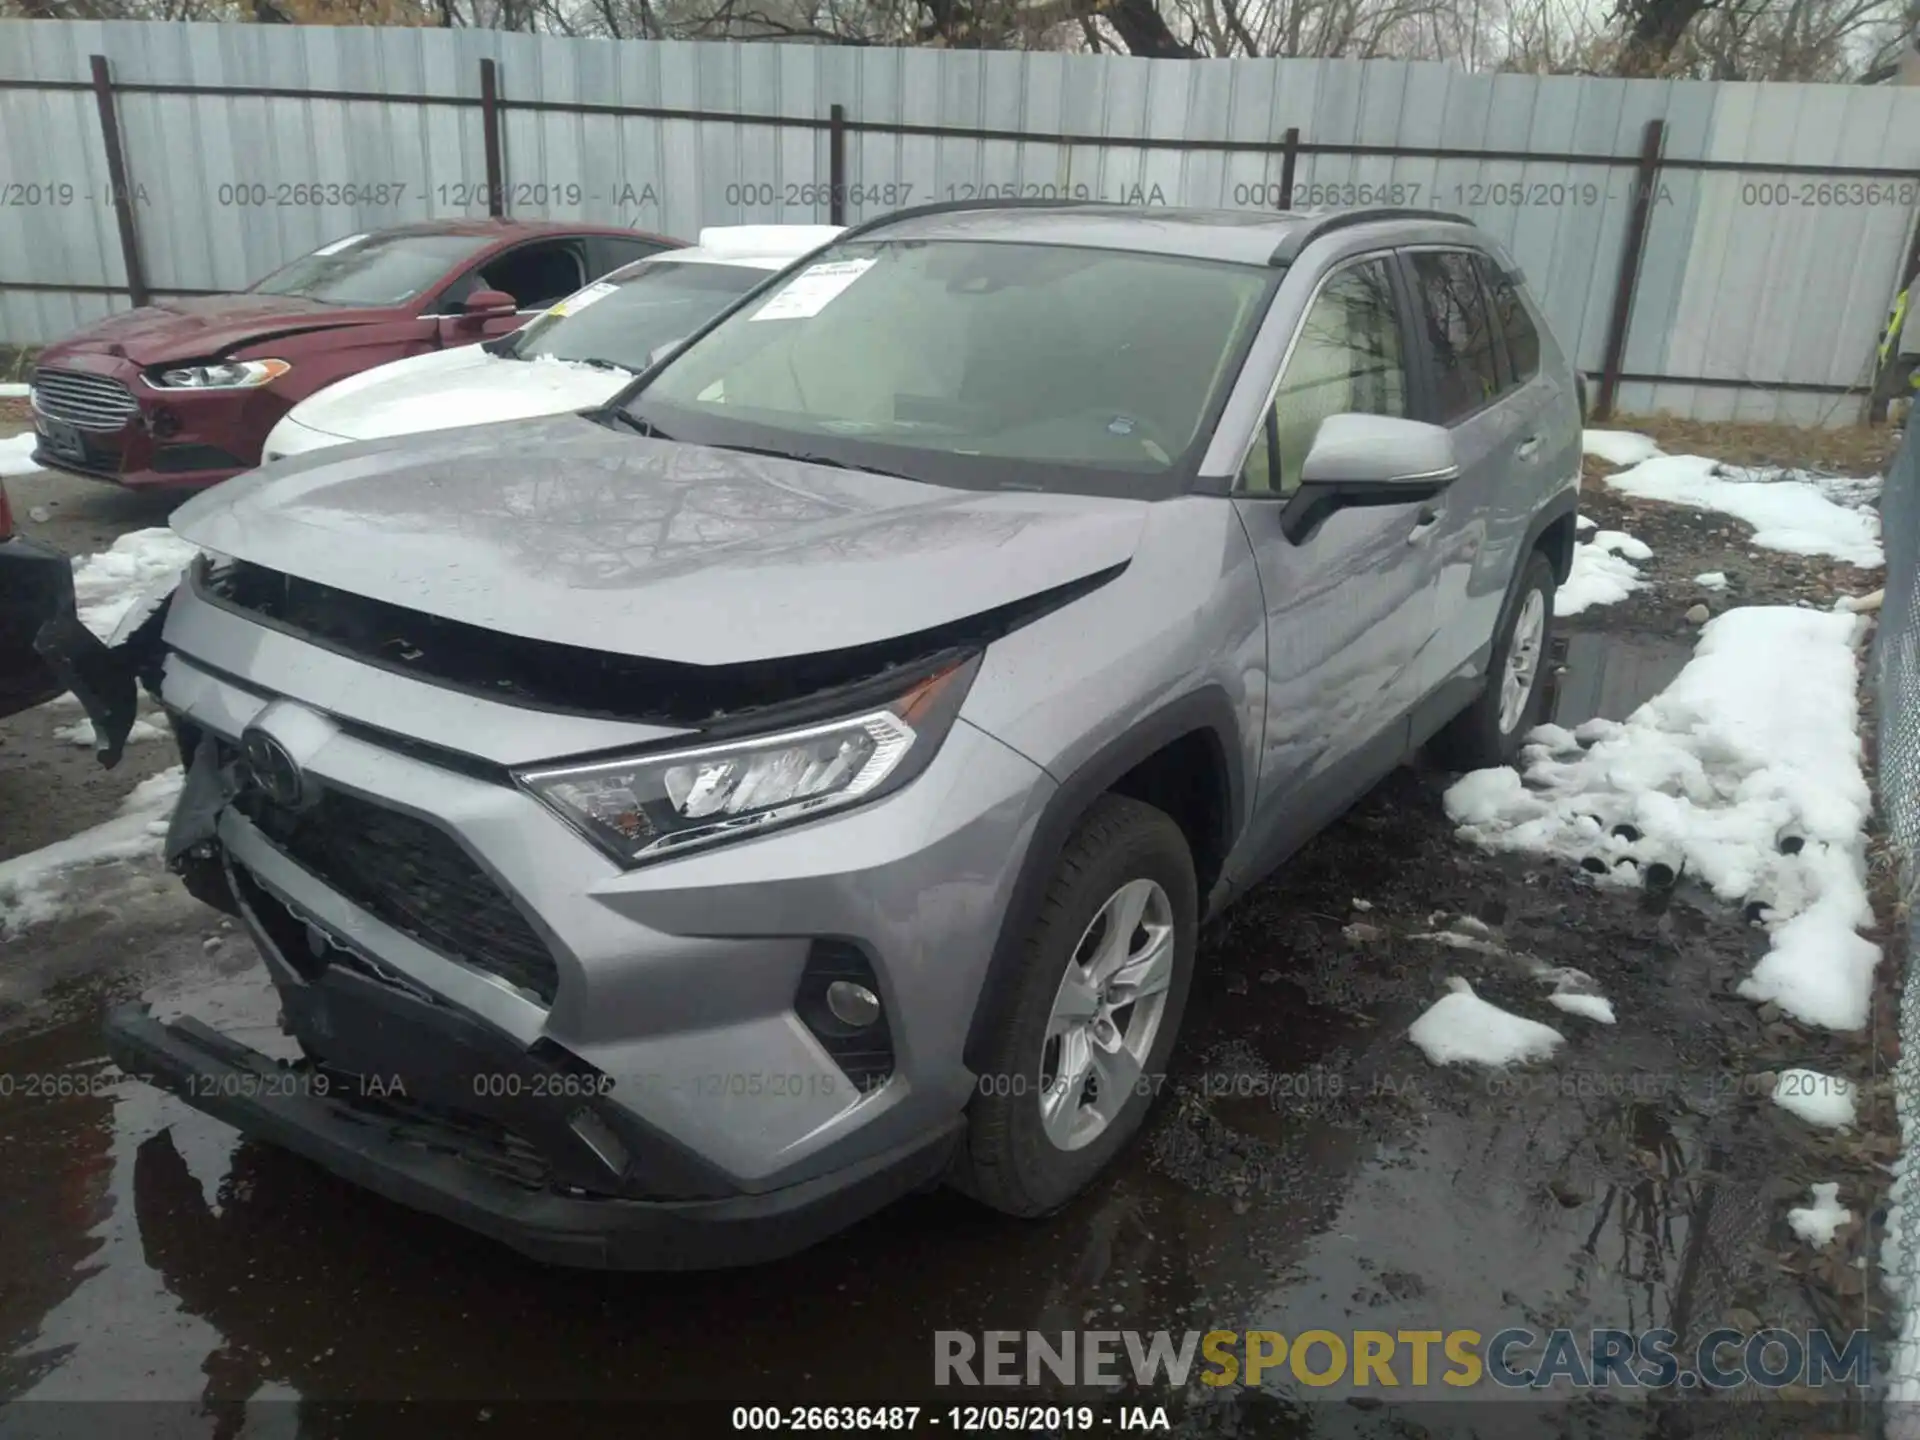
(241, 727, 305, 809)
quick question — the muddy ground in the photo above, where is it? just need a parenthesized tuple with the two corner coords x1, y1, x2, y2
(0, 415, 1899, 1436)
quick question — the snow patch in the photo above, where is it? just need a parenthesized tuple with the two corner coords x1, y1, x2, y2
(0, 381, 29, 398)
(1602, 454, 1882, 568)
(0, 432, 40, 476)
(1444, 606, 1878, 1031)
(52, 716, 165, 748)
(1407, 977, 1564, 1068)
(1771, 1069, 1857, 1129)
(1694, 571, 1728, 591)
(70, 528, 198, 639)
(1582, 430, 1664, 467)
(1559, 528, 1653, 616)
(0, 767, 184, 935)
(1788, 1183, 1852, 1249)
(1548, 991, 1617, 1024)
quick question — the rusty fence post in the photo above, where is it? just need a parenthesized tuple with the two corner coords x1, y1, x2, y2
(1594, 118, 1665, 423)
(1279, 126, 1299, 209)
(480, 58, 505, 218)
(829, 104, 847, 225)
(89, 55, 149, 308)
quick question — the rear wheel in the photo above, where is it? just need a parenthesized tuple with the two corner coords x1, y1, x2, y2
(1429, 549, 1556, 771)
(954, 794, 1197, 1217)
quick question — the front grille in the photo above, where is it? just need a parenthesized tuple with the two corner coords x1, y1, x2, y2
(31, 369, 140, 432)
(240, 786, 559, 1005)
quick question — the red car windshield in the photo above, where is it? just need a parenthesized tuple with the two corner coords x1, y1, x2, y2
(250, 232, 494, 308)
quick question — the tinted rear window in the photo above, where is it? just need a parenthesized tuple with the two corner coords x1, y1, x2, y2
(1408, 251, 1501, 423)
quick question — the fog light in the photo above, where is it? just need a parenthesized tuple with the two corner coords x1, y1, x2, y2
(826, 980, 881, 1028)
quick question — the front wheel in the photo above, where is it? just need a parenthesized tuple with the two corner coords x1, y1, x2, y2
(1429, 550, 1556, 771)
(953, 794, 1197, 1217)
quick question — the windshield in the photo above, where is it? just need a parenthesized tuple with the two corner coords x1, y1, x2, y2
(626, 240, 1275, 494)
(507, 260, 770, 372)
(250, 232, 494, 307)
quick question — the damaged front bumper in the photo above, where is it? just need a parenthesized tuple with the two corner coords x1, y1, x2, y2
(0, 532, 140, 744)
(104, 1002, 961, 1270)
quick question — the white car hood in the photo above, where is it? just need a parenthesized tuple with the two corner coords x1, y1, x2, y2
(289, 346, 628, 443)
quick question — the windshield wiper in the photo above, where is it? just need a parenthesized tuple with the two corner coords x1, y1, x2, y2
(572, 357, 637, 374)
(596, 407, 673, 441)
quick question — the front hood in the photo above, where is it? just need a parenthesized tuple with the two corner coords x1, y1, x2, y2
(291, 349, 626, 441)
(170, 414, 1147, 665)
(43, 294, 389, 367)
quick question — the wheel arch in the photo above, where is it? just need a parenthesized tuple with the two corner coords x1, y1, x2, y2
(962, 689, 1243, 1073)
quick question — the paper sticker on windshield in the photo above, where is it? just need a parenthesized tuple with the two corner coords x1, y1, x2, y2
(312, 233, 369, 257)
(546, 281, 618, 319)
(749, 259, 874, 322)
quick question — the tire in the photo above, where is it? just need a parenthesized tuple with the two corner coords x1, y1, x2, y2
(1428, 549, 1557, 772)
(954, 794, 1198, 1217)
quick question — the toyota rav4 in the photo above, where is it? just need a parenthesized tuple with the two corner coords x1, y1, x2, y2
(81, 202, 1581, 1269)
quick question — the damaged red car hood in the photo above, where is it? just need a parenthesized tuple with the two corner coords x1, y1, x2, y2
(40, 294, 398, 368)
(167, 412, 1149, 666)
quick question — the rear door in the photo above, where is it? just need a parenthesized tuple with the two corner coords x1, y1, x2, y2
(1231, 253, 1441, 868)
(1396, 247, 1525, 705)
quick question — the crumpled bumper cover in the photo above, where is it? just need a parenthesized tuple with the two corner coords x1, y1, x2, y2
(103, 1002, 962, 1270)
(0, 532, 138, 739)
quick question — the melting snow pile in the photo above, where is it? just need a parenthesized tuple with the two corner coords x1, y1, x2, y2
(1559, 529, 1651, 616)
(0, 767, 183, 935)
(1407, 978, 1564, 1067)
(0, 432, 39, 476)
(1771, 1068, 1857, 1129)
(1582, 430, 1664, 468)
(1444, 606, 1877, 1031)
(1602, 455, 1881, 568)
(1788, 1183, 1852, 1249)
(70, 528, 198, 638)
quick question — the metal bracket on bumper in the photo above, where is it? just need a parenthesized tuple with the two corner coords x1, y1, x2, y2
(103, 1003, 963, 1270)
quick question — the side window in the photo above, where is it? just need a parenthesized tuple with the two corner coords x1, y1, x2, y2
(439, 240, 588, 313)
(1478, 258, 1541, 390)
(1408, 250, 1501, 424)
(1239, 258, 1409, 498)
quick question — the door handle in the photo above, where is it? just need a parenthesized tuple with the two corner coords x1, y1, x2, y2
(1407, 505, 1443, 544)
(1516, 435, 1542, 462)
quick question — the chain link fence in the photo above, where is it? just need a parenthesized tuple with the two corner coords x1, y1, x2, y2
(1878, 419, 1920, 1436)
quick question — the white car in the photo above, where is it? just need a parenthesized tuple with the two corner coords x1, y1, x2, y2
(262, 225, 843, 460)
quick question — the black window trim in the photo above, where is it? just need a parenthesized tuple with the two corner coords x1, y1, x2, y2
(422, 235, 592, 319)
(1396, 242, 1511, 429)
(1225, 245, 1408, 497)
(1475, 252, 1542, 396)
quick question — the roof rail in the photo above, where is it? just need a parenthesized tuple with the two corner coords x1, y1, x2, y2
(1267, 208, 1475, 266)
(833, 195, 1111, 244)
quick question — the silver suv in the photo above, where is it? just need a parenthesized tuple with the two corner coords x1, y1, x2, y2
(85, 203, 1581, 1268)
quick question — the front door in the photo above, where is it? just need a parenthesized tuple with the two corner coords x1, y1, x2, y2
(1231, 254, 1445, 871)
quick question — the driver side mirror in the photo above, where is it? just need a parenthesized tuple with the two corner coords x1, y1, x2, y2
(1280, 413, 1459, 544)
(459, 288, 518, 325)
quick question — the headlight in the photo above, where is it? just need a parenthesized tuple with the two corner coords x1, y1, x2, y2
(148, 359, 291, 390)
(515, 655, 980, 866)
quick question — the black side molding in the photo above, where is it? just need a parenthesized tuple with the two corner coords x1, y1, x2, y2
(962, 686, 1246, 1073)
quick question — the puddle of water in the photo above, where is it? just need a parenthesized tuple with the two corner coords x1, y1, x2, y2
(1547, 631, 1693, 730)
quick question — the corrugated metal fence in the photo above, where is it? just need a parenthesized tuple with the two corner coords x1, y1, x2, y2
(5, 21, 1920, 424)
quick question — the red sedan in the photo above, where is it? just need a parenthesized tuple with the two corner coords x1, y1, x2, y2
(28, 219, 681, 491)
